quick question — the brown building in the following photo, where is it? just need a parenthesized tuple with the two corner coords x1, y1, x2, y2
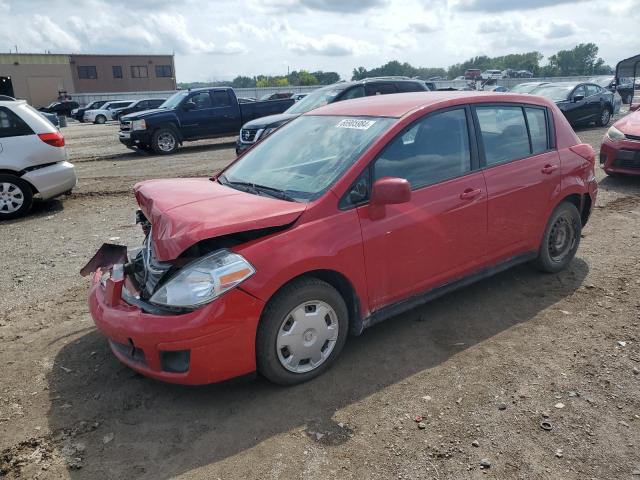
(0, 53, 176, 107)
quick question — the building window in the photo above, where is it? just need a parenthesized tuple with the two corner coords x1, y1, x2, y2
(130, 66, 148, 78)
(77, 66, 97, 79)
(155, 65, 173, 77)
(112, 66, 123, 78)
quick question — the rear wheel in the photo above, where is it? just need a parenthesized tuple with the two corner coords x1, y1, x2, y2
(256, 278, 349, 385)
(596, 107, 611, 127)
(151, 128, 179, 154)
(95, 114, 107, 124)
(0, 175, 33, 220)
(532, 202, 581, 273)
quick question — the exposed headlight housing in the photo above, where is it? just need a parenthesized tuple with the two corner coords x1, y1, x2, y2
(607, 125, 626, 141)
(149, 250, 255, 309)
(131, 119, 147, 131)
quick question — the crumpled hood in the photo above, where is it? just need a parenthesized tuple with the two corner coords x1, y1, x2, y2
(614, 110, 640, 136)
(134, 178, 307, 261)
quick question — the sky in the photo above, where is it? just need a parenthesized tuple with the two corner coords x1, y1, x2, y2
(0, 0, 638, 82)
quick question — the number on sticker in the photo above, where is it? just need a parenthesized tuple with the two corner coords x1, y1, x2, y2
(336, 119, 376, 130)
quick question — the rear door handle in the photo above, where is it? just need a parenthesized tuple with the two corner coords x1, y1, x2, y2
(541, 164, 558, 174)
(459, 188, 482, 200)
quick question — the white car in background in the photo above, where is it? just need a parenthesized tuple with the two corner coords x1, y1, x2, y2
(0, 97, 76, 219)
(481, 69, 503, 80)
(84, 101, 135, 124)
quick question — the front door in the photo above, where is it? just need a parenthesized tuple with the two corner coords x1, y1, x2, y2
(564, 85, 589, 124)
(356, 107, 488, 311)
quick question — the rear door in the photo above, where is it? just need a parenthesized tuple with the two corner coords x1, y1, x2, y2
(208, 90, 237, 135)
(584, 84, 602, 121)
(355, 107, 488, 310)
(475, 104, 560, 262)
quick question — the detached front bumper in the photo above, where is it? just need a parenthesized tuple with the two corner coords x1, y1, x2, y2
(89, 270, 265, 385)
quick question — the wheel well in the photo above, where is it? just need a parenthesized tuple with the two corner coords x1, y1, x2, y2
(559, 193, 591, 226)
(267, 270, 363, 336)
(0, 169, 38, 194)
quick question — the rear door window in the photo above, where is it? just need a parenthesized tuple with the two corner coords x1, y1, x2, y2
(475, 106, 531, 165)
(0, 107, 33, 138)
(525, 108, 548, 154)
(212, 90, 232, 107)
(365, 83, 397, 96)
(396, 82, 425, 93)
(374, 108, 471, 189)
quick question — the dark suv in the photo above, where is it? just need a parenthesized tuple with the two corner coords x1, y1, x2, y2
(235, 77, 431, 155)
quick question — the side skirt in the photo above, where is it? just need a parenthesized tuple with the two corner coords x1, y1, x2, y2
(359, 252, 538, 333)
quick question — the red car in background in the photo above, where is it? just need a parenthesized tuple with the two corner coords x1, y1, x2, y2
(86, 92, 597, 386)
(600, 109, 640, 175)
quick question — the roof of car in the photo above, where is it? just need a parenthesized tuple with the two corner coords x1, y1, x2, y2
(309, 91, 552, 118)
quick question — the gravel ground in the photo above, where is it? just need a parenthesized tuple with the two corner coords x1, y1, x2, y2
(0, 112, 639, 480)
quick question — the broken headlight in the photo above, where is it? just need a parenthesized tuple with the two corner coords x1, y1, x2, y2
(148, 250, 255, 309)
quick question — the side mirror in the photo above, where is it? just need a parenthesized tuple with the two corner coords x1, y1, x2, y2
(371, 177, 411, 206)
(573, 94, 585, 103)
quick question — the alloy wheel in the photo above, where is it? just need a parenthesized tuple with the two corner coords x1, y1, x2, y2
(0, 182, 25, 214)
(157, 133, 176, 152)
(276, 300, 339, 373)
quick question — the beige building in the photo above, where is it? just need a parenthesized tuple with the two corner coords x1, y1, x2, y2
(0, 53, 176, 107)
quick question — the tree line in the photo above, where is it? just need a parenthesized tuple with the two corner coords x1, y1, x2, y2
(354, 43, 613, 80)
(177, 43, 614, 90)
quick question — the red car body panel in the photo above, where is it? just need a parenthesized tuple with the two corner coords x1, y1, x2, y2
(600, 110, 640, 176)
(88, 92, 597, 385)
(135, 178, 307, 261)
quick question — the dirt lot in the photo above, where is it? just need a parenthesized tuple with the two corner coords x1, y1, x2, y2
(1, 114, 639, 480)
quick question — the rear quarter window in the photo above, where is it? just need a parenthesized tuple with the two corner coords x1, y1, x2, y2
(0, 107, 34, 138)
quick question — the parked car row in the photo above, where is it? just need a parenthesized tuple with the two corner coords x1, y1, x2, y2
(72, 98, 167, 124)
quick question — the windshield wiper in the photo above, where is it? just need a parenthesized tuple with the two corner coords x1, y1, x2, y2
(217, 175, 296, 202)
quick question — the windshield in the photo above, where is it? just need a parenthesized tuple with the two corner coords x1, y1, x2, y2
(285, 86, 345, 114)
(222, 115, 393, 202)
(160, 91, 190, 109)
(530, 85, 574, 102)
(510, 83, 542, 94)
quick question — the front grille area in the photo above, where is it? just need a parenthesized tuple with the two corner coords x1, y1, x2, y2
(240, 128, 258, 143)
(614, 149, 640, 170)
(120, 120, 132, 132)
(128, 231, 173, 300)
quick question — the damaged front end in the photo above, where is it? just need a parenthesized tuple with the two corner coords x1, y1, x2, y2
(82, 210, 282, 315)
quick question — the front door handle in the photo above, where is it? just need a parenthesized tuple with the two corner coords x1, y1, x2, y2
(459, 188, 482, 200)
(541, 164, 558, 174)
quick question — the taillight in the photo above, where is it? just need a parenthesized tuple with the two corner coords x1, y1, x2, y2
(569, 144, 595, 164)
(38, 132, 65, 147)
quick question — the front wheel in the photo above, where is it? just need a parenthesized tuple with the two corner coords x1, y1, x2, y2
(596, 107, 611, 127)
(151, 128, 179, 154)
(532, 202, 581, 273)
(0, 175, 34, 220)
(256, 278, 349, 385)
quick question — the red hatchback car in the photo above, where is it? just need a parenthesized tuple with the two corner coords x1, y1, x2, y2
(86, 92, 597, 386)
(600, 109, 640, 175)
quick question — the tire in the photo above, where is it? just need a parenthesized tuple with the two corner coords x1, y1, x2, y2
(151, 128, 179, 155)
(596, 106, 612, 127)
(0, 174, 33, 220)
(256, 278, 349, 386)
(95, 114, 107, 125)
(532, 202, 581, 273)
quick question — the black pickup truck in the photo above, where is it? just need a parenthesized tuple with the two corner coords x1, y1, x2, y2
(119, 87, 294, 154)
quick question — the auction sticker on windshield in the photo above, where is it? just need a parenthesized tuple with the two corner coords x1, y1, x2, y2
(336, 119, 376, 130)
